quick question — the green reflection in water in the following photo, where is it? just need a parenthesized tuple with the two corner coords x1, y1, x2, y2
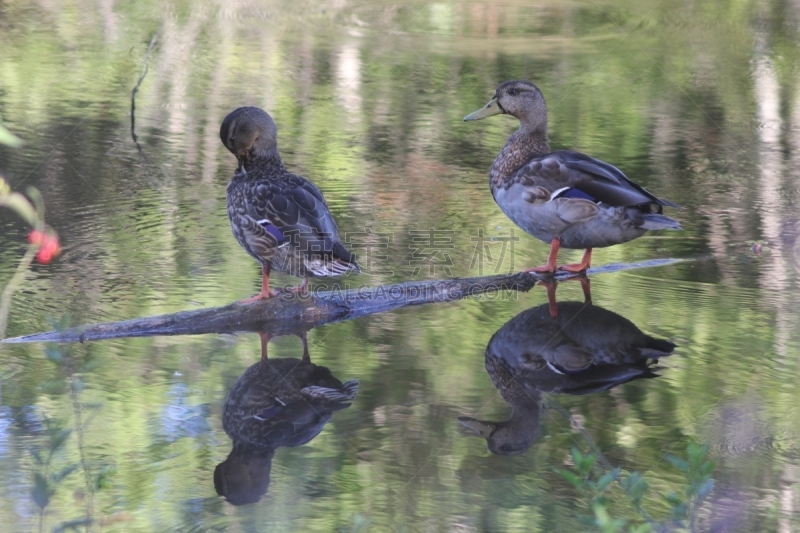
(1, 0, 800, 531)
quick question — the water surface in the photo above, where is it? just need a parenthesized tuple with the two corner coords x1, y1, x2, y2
(2, 0, 800, 531)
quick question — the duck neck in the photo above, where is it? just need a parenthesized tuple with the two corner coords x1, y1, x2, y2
(508, 400, 541, 440)
(239, 149, 285, 176)
(490, 128, 550, 190)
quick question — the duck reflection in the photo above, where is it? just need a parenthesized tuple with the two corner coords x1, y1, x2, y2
(459, 281, 674, 456)
(214, 333, 358, 505)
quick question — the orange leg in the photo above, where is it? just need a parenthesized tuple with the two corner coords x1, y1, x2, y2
(577, 275, 592, 304)
(285, 277, 309, 295)
(298, 331, 310, 362)
(525, 238, 560, 274)
(240, 263, 278, 303)
(537, 279, 559, 318)
(559, 248, 592, 273)
(259, 332, 272, 361)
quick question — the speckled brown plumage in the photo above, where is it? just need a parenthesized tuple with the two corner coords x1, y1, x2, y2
(222, 357, 358, 450)
(215, 354, 357, 505)
(465, 80, 681, 272)
(221, 106, 360, 298)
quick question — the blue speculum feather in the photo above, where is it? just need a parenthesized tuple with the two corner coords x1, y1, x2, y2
(256, 404, 283, 419)
(559, 188, 596, 202)
(258, 219, 286, 245)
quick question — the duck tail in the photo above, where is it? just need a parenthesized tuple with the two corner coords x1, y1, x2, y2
(641, 214, 681, 231)
(301, 380, 359, 402)
(640, 337, 676, 358)
(305, 242, 362, 277)
(330, 241, 362, 275)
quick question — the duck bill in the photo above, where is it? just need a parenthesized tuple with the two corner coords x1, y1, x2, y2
(458, 416, 497, 438)
(464, 97, 502, 121)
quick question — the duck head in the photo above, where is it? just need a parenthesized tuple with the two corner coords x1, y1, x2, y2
(458, 393, 542, 456)
(220, 106, 280, 167)
(214, 442, 274, 505)
(464, 80, 548, 135)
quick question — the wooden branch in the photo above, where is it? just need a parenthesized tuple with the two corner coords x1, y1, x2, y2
(2, 258, 689, 344)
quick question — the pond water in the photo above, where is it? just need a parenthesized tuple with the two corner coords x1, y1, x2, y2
(2, 0, 800, 531)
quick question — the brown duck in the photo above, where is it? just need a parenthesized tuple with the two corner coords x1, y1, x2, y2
(221, 107, 360, 300)
(465, 80, 680, 273)
(215, 350, 358, 505)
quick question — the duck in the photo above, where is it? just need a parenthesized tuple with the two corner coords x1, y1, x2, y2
(221, 106, 360, 301)
(215, 351, 358, 505)
(464, 80, 681, 273)
(221, 356, 358, 451)
(459, 300, 674, 455)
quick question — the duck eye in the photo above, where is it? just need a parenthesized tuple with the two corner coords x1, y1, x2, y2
(508, 88, 520, 96)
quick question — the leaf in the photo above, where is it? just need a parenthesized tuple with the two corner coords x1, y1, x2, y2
(700, 460, 716, 477)
(31, 472, 52, 509)
(95, 466, 117, 490)
(52, 463, 78, 483)
(51, 518, 92, 533)
(571, 446, 584, 466)
(596, 468, 621, 492)
(593, 502, 627, 533)
(671, 502, 688, 518)
(71, 377, 85, 392)
(687, 443, 708, 466)
(45, 345, 64, 363)
(57, 314, 71, 331)
(666, 455, 688, 473)
(580, 453, 596, 476)
(0, 122, 23, 147)
(49, 428, 72, 453)
(624, 472, 648, 503)
(696, 478, 714, 502)
(557, 468, 585, 490)
(46, 315, 71, 332)
(29, 447, 44, 465)
(0, 191, 36, 225)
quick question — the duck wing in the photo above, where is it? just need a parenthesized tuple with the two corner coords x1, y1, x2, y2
(240, 175, 360, 272)
(515, 150, 679, 209)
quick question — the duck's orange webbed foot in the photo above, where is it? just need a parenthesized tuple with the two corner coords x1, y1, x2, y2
(558, 248, 592, 273)
(240, 263, 278, 303)
(524, 238, 560, 275)
(239, 288, 279, 303)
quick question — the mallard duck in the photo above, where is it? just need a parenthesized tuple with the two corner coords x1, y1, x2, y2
(459, 301, 674, 455)
(464, 80, 681, 273)
(221, 106, 361, 301)
(222, 357, 358, 450)
(215, 353, 358, 505)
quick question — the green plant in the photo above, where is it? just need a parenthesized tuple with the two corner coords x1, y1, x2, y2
(30, 339, 115, 533)
(557, 443, 716, 533)
(29, 418, 81, 532)
(0, 178, 60, 339)
(664, 443, 716, 531)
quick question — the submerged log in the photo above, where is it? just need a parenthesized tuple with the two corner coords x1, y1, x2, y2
(2, 258, 688, 344)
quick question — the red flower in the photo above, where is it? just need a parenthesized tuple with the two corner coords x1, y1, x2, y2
(28, 230, 46, 245)
(28, 230, 61, 264)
